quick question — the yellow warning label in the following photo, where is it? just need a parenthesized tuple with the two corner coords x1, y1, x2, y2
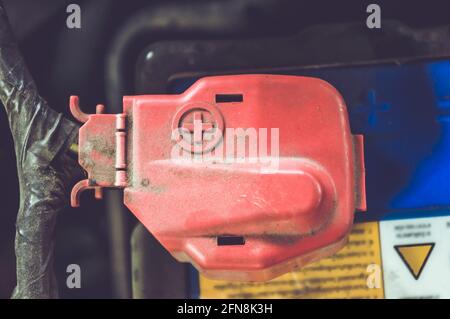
(395, 243, 434, 280)
(200, 222, 384, 299)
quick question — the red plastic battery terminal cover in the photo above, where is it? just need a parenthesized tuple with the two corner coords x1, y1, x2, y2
(70, 74, 366, 281)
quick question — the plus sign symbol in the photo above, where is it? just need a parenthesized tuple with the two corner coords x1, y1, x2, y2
(172, 103, 224, 153)
(354, 89, 391, 130)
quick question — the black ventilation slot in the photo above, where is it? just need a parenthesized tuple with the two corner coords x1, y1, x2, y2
(217, 236, 245, 246)
(215, 94, 243, 103)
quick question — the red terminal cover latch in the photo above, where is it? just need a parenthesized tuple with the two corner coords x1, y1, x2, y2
(70, 75, 366, 281)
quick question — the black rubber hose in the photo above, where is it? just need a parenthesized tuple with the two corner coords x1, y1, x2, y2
(0, 2, 80, 298)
